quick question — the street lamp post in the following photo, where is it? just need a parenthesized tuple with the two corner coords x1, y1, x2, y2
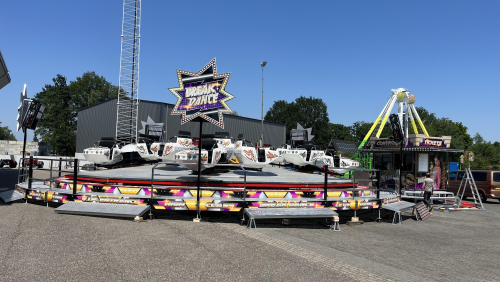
(260, 61, 267, 147)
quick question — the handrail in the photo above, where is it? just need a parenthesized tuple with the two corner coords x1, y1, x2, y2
(17, 157, 100, 205)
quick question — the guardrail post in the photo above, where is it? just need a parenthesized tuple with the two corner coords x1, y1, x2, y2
(237, 165, 247, 224)
(18, 157, 24, 184)
(28, 156, 33, 190)
(324, 164, 328, 206)
(376, 169, 382, 222)
(49, 159, 53, 190)
(72, 159, 78, 195)
(376, 169, 380, 199)
(150, 163, 158, 220)
(243, 166, 247, 208)
(58, 157, 62, 177)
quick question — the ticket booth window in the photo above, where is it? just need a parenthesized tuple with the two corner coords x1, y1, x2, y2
(394, 153, 413, 171)
(375, 154, 392, 170)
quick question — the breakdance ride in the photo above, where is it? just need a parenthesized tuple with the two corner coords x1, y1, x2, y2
(16, 158, 399, 214)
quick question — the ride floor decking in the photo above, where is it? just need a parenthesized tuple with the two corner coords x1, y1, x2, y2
(17, 166, 401, 212)
(62, 165, 354, 188)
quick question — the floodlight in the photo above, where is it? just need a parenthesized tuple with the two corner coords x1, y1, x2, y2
(22, 101, 45, 130)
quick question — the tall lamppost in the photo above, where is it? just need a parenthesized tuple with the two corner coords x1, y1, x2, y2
(260, 61, 267, 147)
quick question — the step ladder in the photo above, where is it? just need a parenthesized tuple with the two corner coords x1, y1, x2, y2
(453, 167, 485, 210)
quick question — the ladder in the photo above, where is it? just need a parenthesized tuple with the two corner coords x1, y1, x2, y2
(453, 167, 485, 209)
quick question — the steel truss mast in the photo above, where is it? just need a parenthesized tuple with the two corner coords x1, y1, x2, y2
(116, 0, 141, 144)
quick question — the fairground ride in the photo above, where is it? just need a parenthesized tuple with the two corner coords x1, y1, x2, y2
(354, 88, 429, 168)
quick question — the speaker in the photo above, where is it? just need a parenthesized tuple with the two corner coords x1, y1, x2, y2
(22, 101, 45, 130)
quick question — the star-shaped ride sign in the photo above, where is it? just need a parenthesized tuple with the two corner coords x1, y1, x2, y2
(169, 58, 234, 128)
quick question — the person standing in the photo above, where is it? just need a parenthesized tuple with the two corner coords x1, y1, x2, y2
(432, 157, 441, 190)
(424, 172, 434, 211)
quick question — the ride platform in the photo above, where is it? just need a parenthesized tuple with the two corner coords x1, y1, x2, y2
(16, 165, 400, 213)
(64, 165, 354, 188)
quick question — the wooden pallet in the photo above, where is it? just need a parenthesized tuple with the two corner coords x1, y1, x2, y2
(415, 202, 431, 221)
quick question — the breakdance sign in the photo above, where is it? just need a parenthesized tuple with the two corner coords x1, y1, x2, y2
(169, 58, 234, 128)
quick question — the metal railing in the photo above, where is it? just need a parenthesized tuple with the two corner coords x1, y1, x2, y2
(17, 157, 389, 223)
(17, 156, 97, 206)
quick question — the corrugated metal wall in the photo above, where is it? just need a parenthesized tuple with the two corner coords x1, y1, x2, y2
(76, 99, 286, 152)
(76, 99, 117, 152)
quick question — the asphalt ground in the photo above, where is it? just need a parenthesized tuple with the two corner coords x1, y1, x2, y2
(1, 167, 500, 282)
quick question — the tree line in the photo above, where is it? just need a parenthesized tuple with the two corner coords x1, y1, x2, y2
(265, 96, 499, 169)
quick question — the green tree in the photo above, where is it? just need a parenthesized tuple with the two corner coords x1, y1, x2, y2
(409, 107, 473, 162)
(69, 71, 118, 109)
(228, 110, 240, 116)
(329, 121, 392, 148)
(264, 100, 297, 137)
(34, 75, 76, 156)
(468, 133, 499, 169)
(329, 123, 355, 142)
(34, 72, 118, 156)
(473, 133, 485, 144)
(264, 96, 331, 147)
(293, 96, 331, 147)
(349, 121, 393, 147)
(0, 121, 16, 140)
(411, 107, 473, 150)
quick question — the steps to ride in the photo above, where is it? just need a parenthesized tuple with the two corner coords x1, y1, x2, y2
(381, 201, 416, 225)
(244, 207, 339, 229)
(0, 189, 25, 203)
(55, 202, 150, 218)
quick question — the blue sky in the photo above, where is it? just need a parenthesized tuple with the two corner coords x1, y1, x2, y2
(1, 0, 499, 143)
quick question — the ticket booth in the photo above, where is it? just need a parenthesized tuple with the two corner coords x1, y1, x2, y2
(360, 142, 463, 193)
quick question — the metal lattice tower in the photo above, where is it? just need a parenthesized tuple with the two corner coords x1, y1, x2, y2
(116, 0, 141, 143)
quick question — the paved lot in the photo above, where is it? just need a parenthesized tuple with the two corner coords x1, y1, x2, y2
(1, 168, 500, 281)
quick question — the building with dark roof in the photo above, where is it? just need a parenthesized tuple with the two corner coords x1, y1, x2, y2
(76, 98, 286, 152)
